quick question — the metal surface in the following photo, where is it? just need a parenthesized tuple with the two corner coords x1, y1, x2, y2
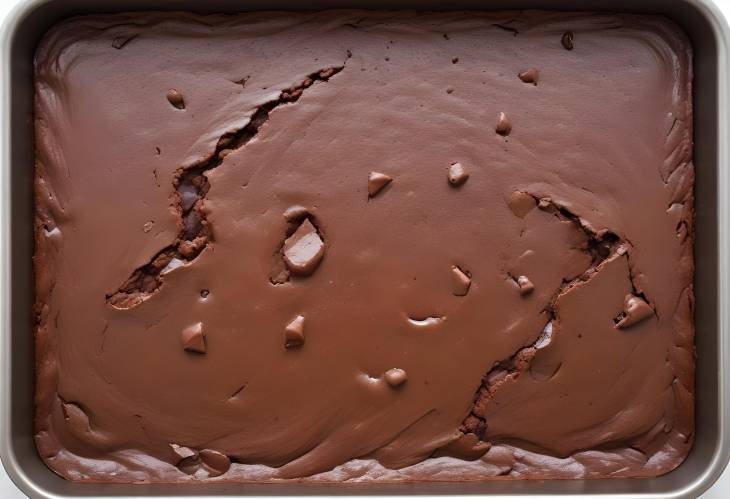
(1, 0, 728, 497)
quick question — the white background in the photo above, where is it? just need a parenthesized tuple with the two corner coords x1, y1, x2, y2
(0, 0, 728, 496)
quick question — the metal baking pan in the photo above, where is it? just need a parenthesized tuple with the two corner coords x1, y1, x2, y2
(1, 0, 729, 497)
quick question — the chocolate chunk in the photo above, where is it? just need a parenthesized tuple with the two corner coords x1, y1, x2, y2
(615, 294, 654, 328)
(506, 191, 537, 218)
(170, 443, 197, 464)
(561, 31, 574, 50)
(284, 315, 306, 348)
(451, 266, 472, 296)
(181, 322, 206, 354)
(384, 368, 408, 387)
(435, 432, 491, 461)
(518, 68, 539, 85)
(166, 89, 186, 110)
(176, 455, 200, 475)
(200, 449, 231, 477)
(517, 275, 534, 295)
(283, 219, 325, 276)
(448, 163, 469, 186)
(495, 112, 512, 136)
(452, 57, 459, 64)
(368, 172, 393, 198)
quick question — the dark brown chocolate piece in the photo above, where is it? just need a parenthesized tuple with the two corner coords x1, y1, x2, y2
(170, 444, 197, 464)
(495, 112, 512, 136)
(368, 172, 393, 197)
(283, 219, 325, 276)
(615, 294, 654, 328)
(284, 315, 306, 348)
(181, 322, 206, 353)
(384, 368, 408, 387)
(166, 89, 185, 109)
(451, 265, 472, 296)
(200, 449, 231, 477)
(561, 31, 574, 50)
(447, 162, 469, 186)
(518, 68, 539, 84)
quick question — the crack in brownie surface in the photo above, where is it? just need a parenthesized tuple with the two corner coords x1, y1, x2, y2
(460, 198, 636, 442)
(106, 65, 347, 309)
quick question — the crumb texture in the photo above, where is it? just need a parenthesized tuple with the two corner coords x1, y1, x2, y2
(33, 10, 694, 483)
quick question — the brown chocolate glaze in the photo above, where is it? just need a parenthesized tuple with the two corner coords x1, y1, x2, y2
(33, 10, 694, 482)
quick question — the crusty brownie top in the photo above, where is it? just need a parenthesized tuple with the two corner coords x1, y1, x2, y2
(33, 10, 694, 482)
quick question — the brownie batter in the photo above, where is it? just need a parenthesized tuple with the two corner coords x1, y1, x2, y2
(33, 10, 695, 482)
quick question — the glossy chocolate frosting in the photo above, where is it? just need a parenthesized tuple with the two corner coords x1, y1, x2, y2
(33, 10, 694, 482)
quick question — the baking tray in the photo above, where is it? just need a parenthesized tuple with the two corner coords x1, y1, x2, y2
(1, 0, 729, 497)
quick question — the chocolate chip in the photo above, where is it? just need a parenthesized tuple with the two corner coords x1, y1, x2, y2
(283, 219, 325, 276)
(615, 294, 654, 328)
(284, 315, 305, 348)
(448, 163, 469, 187)
(170, 443, 197, 464)
(518, 68, 539, 85)
(177, 455, 200, 475)
(517, 275, 534, 295)
(495, 112, 512, 136)
(166, 89, 185, 110)
(452, 57, 459, 64)
(506, 191, 537, 218)
(368, 172, 393, 198)
(384, 368, 408, 387)
(200, 289, 209, 299)
(181, 322, 206, 354)
(199, 449, 231, 477)
(561, 31, 574, 50)
(451, 266, 472, 296)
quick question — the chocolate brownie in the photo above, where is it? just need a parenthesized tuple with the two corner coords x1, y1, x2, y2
(33, 10, 694, 482)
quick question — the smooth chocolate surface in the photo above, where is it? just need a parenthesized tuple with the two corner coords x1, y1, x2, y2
(33, 10, 694, 482)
